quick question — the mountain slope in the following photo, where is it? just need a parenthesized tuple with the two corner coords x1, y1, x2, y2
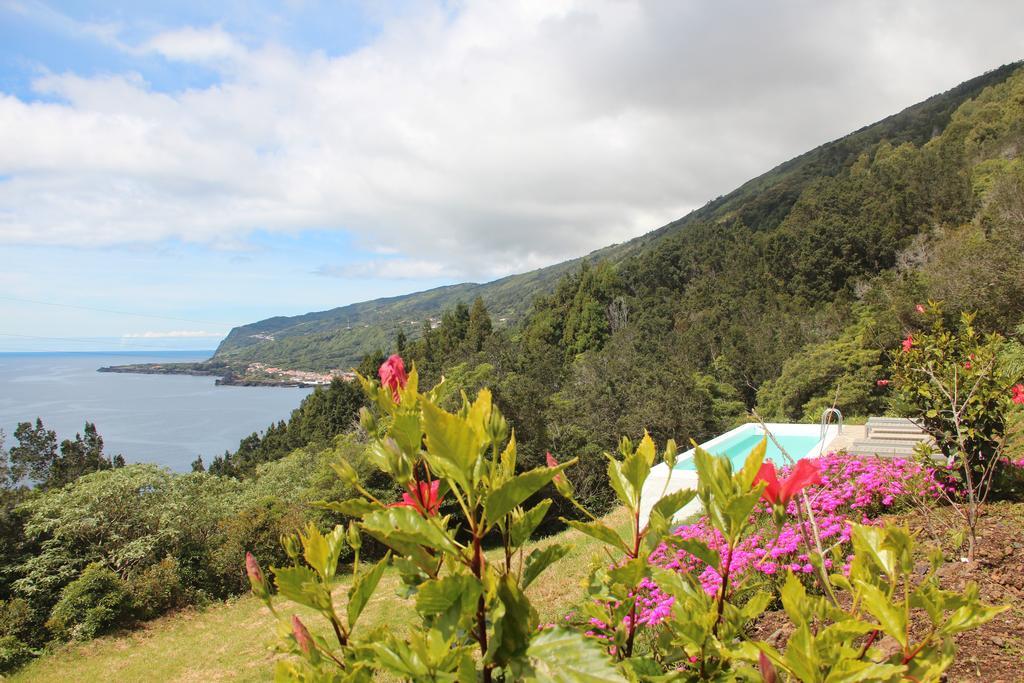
(213, 61, 1023, 370)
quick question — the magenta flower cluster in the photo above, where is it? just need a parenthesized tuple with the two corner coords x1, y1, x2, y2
(625, 453, 938, 629)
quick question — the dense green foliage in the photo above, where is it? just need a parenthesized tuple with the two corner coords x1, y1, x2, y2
(0, 433, 396, 672)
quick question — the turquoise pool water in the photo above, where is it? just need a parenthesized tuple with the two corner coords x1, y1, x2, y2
(674, 432, 821, 471)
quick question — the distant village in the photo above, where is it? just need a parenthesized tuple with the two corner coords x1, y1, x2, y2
(245, 363, 356, 386)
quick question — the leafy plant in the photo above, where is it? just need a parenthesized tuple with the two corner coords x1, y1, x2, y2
(889, 305, 1024, 559)
(249, 359, 642, 681)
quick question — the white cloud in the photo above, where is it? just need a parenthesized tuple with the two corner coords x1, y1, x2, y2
(142, 26, 243, 63)
(123, 330, 226, 338)
(1, 1, 1023, 281)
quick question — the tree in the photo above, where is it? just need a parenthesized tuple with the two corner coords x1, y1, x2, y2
(395, 328, 408, 357)
(466, 296, 493, 352)
(9, 419, 57, 487)
(191, 455, 205, 473)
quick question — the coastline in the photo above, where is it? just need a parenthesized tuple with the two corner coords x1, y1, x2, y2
(97, 362, 338, 388)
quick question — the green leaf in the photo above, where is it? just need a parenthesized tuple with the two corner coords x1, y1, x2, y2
(782, 624, 819, 683)
(523, 544, 571, 589)
(565, 520, 630, 554)
(489, 574, 537, 667)
(649, 488, 697, 524)
(526, 628, 626, 682)
(300, 524, 346, 582)
(621, 432, 656, 495)
(607, 557, 648, 588)
(484, 463, 570, 527)
(858, 582, 908, 648)
(272, 565, 332, 612)
(415, 573, 482, 615)
(781, 572, 811, 627)
(315, 498, 380, 517)
(362, 506, 461, 556)
(511, 499, 552, 548)
(737, 437, 767, 490)
(421, 401, 481, 485)
(605, 457, 637, 510)
(823, 660, 906, 682)
(347, 552, 390, 629)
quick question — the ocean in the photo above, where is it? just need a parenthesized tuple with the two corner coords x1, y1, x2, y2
(0, 351, 312, 472)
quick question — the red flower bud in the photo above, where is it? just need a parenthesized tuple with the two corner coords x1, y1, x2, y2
(759, 651, 778, 683)
(245, 551, 263, 585)
(876, 379, 889, 387)
(1012, 384, 1024, 405)
(292, 615, 315, 656)
(901, 335, 914, 352)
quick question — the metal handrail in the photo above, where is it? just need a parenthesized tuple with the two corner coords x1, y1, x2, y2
(820, 407, 843, 445)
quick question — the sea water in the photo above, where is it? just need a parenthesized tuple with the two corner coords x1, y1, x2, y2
(0, 352, 311, 472)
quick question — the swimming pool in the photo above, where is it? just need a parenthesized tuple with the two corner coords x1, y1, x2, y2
(672, 422, 838, 472)
(673, 431, 822, 471)
(640, 422, 840, 526)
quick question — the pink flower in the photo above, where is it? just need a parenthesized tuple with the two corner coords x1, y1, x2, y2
(754, 459, 822, 506)
(915, 304, 926, 314)
(1012, 384, 1024, 405)
(901, 334, 914, 352)
(964, 361, 972, 370)
(292, 615, 315, 656)
(876, 379, 889, 387)
(378, 354, 408, 401)
(389, 479, 443, 516)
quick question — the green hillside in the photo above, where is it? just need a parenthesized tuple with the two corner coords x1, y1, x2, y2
(212, 61, 1023, 371)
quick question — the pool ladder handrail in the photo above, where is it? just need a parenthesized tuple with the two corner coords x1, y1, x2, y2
(819, 408, 843, 454)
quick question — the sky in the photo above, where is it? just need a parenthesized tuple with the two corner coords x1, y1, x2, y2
(1, 1, 1023, 352)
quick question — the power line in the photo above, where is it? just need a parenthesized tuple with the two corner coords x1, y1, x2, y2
(0, 295, 240, 327)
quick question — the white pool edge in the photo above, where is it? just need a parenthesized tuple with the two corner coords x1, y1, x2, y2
(638, 422, 841, 527)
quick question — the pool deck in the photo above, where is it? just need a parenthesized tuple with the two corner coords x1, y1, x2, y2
(826, 424, 865, 453)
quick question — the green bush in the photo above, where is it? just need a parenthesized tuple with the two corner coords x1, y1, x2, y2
(0, 597, 41, 673)
(207, 499, 306, 597)
(127, 557, 190, 620)
(46, 563, 134, 641)
(0, 634, 34, 673)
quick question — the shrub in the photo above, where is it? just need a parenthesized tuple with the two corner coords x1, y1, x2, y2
(46, 563, 133, 640)
(0, 634, 33, 673)
(127, 557, 190, 620)
(0, 597, 41, 673)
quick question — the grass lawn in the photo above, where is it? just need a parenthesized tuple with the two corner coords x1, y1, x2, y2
(10, 508, 629, 683)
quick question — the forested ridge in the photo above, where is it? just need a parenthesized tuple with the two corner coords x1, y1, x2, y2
(2, 62, 1024, 673)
